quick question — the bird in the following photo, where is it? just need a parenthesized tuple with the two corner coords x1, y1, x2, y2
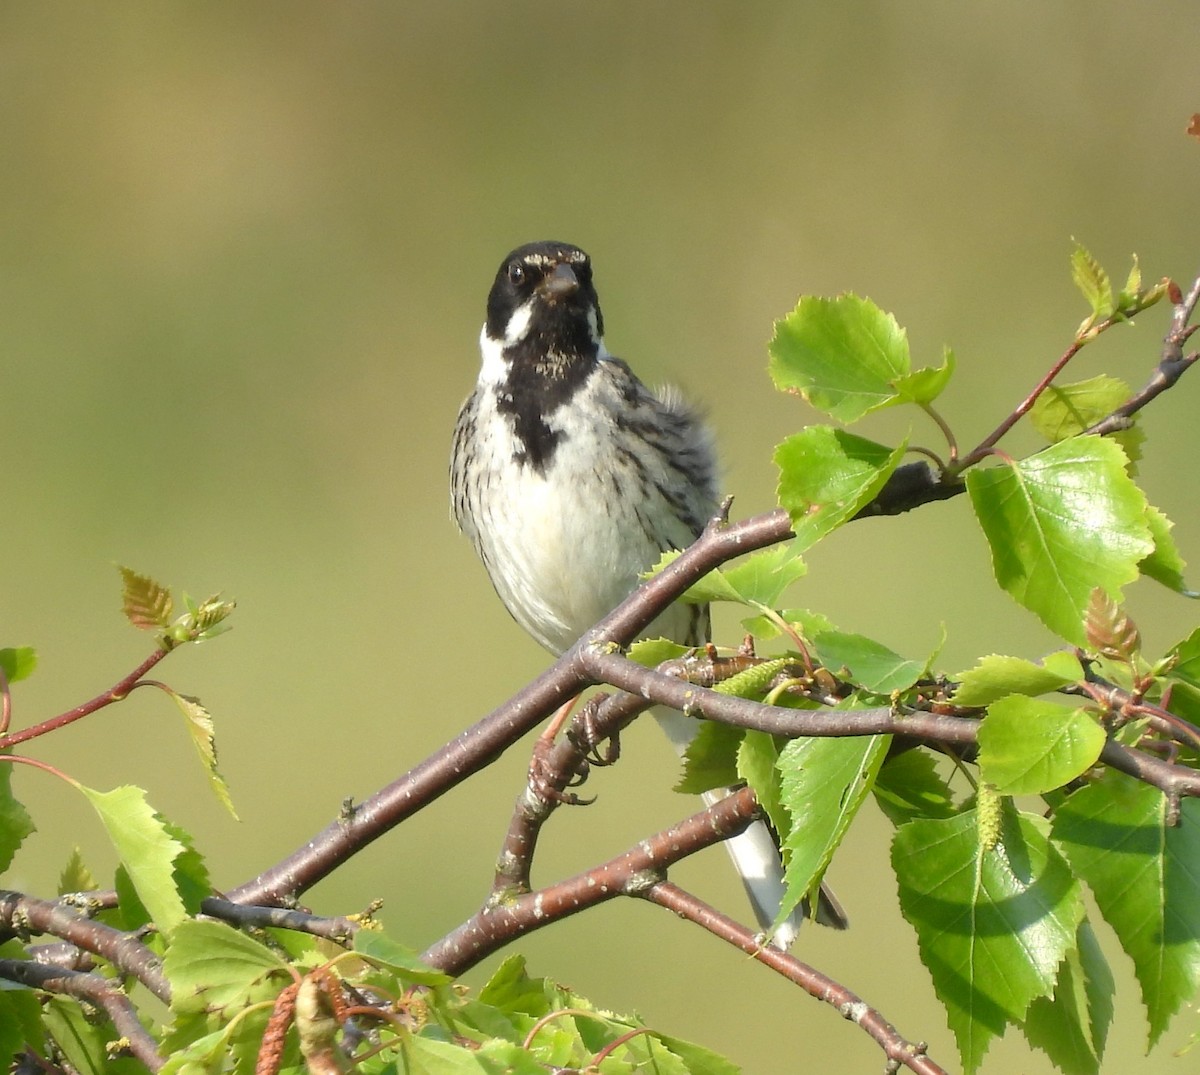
(450, 240, 845, 947)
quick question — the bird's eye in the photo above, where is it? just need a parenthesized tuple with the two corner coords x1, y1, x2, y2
(576, 261, 593, 285)
(508, 263, 527, 286)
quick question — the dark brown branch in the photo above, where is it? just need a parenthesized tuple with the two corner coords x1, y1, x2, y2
(423, 787, 763, 975)
(199, 897, 361, 945)
(641, 885, 949, 1075)
(582, 646, 980, 745)
(494, 689, 651, 897)
(0, 891, 169, 1003)
(0, 959, 163, 1072)
(1087, 269, 1200, 437)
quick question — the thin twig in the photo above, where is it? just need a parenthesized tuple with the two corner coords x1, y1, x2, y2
(641, 885, 949, 1075)
(0, 647, 170, 751)
(200, 897, 362, 945)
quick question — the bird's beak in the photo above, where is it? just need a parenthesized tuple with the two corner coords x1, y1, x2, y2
(539, 262, 579, 300)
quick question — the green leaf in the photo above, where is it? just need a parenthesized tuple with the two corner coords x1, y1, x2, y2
(873, 749, 957, 825)
(0, 761, 35, 875)
(952, 652, 1083, 707)
(675, 720, 742, 794)
(57, 846, 99, 895)
(680, 545, 807, 606)
(768, 294, 912, 421)
(813, 630, 924, 693)
(1118, 253, 1143, 308)
(893, 344, 956, 405)
(1164, 625, 1200, 689)
(0, 646, 36, 683)
(1029, 373, 1143, 465)
(0, 961, 44, 1061)
(1029, 375, 1130, 443)
(353, 929, 452, 986)
(966, 437, 1154, 645)
(625, 637, 689, 668)
(79, 784, 188, 932)
(1140, 505, 1198, 597)
(161, 816, 210, 918)
(740, 606, 835, 644)
(43, 997, 145, 1075)
(160, 688, 239, 820)
(774, 427, 907, 551)
(893, 804, 1084, 1073)
(1051, 771, 1200, 1046)
(1022, 920, 1114, 1075)
(163, 919, 288, 1015)
(977, 696, 1106, 795)
(119, 565, 174, 632)
(1071, 243, 1114, 321)
(777, 733, 889, 923)
(737, 729, 787, 839)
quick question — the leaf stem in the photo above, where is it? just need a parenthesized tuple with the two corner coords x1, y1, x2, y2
(0, 647, 170, 751)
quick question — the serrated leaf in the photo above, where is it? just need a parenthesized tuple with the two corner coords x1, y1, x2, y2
(977, 696, 1106, 795)
(893, 804, 1084, 1073)
(768, 294, 912, 421)
(1141, 505, 1198, 597)
(676, 542, 806, 609)
(1051, 771, 1200, 1046)
(181, 592, 237, 644)
(774, 427, 906, 552)
(0, 646, 36, 683)
(737, 729, 787, 839)
(353, 929, 452, 986)
(1119, 254, 1143, 307)
(1071, 244, 1114, 321)
(1029, 375, 1130, 443)
(1028, 374, 1144, 466)
(813, 630, 924, 693)
(57, 847, 99, 895)
(80, 784, 188, 932)
(1165, 625, 1200, 689)
(119, 566, 174, 632)
(893, 344, 956, 405)
(1023, 920, 1114, 1075)
(679, 545, 807, 607)
(966, 438, 1154, 645)
(740, 606, 835, 643)
(0, 761, 36, 875)
(626, 637, 689, 668)
(777, 733, 889, 924)
(873, 749, 957, 825)
(161, 688, 239, 820)
(160, 816, 210, 918)
(675, 720, 742, 794)
(952, 653, 1083, 707)
(163, 919, 288, 1015)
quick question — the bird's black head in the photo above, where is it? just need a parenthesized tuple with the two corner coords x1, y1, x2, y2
(485, 241, 605, 357)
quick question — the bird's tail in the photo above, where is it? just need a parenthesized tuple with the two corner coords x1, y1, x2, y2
(655, 709, 848, 949)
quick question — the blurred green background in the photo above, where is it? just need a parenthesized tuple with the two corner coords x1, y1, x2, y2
(3, 4, 1198, 1071)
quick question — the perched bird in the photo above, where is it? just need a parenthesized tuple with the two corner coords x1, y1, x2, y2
(450, 240, 844, 946)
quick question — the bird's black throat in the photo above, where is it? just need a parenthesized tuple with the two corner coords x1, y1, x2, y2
(495, 326, 598, 474)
